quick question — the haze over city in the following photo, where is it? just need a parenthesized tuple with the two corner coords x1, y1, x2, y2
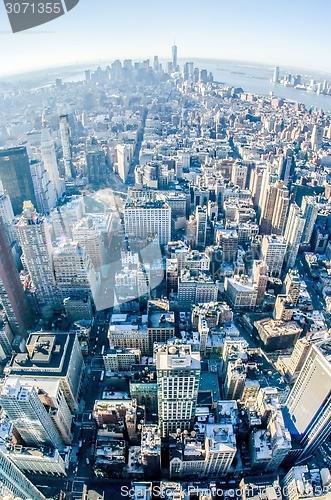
(1, 0, 331, 77)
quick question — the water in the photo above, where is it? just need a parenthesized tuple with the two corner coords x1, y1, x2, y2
(62, 59, 331, 113)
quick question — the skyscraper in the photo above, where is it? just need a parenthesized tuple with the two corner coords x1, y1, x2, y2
(301, 196, 318, 245)
(116, 144, 132, 183)
(261, 235, 287, 278)
(124, 198, 171, 246)
(260, 181, 289, 235)
(59, 114, 73, 180)
(0, 216, 31, 337)
(272, 66, 280, 84)
(284, 203, 305, 270)
(0, 377, 65, 450)
(41, 126, 63, 199)
(30, 159, 57, 214)
(156, 340, 200, 437)
(15, 201, 60, 311)
(0, 448, 45, 500)
(172, 43, 178, 71)
(0, 146, 36, 214)
(286, 338, 331, 460)
(195, 205, 207, 248)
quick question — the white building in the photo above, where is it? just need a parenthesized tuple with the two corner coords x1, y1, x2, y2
(15, 201, 60, 310)
(224, 275, 258, 310)
(59, 115, 72, 180)
(116, 144, 133, 182)
(124, 198, 171, 246)
(72, 216, 104, 270)
(284, 204, 305, 270)
(156, 340, 201, 437)
(261, 235, 287, 278)
(0, 448, 45, 500)
(30, 159, 57, 214)
(0, 378, 65, 450)
(50, 195, 85, 240)
(6, 445, 67, 476)
(40, 127, 63, 199)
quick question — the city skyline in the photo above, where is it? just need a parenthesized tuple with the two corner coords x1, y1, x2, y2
(0, 0, 331, 77)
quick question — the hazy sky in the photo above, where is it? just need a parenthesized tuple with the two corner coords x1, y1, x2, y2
(0, 0, 331, 77)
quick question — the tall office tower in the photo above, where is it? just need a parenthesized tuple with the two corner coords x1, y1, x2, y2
(0, 146, 36, 215)
(249, 164, 266, 209)
(0, 378, 64, 450)
(285, 270, 301, 306)
(286, 337, 320, 380)
(124, 198, 171, 246)
(195, 205, 207, 248)
(279, 155, 293, 186)
(30, 159, 57, 214)
(311, 124, 323, 151)
(217, 230, 238, 262)
(0, 217, 31, 337)
(272, 66, 280, 83)
(0, 317, 13, 360)
(301, 196, 318, 244)
(51, 195, 85, 240)
(72, 216, 104, 270)
(59, 114, 73, 180)
(260, 181, 289, 235)
(231, 162, 247, 189)
(153, 55, 160, 71)
(41, 127, 63, 199)
(253, 260, 268, 305)
(261, 235, 287, 278)
(284, 204, 305, 270)
(172, 43, 178, 71)
(15, 201, 60, 311)
(86, 148, 107, 185)
(53, 241, 97, 303)
(156, 341, 200, 437)
(286, 338, 331, 460)
(7, 331, 85, 412)
(224, 358, 246, 400)
(0, 448, 45, 500)
(116, 144, 132, 183)
(0, 179, 14, 225)
(85, 69, 91, 82)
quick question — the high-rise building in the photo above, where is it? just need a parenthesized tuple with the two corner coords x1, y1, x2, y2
(156, 340, 200, 437)
(0, 179, 14, 226)
(0, 146, 36, 214)
(172, 44, 178, 71)
(0, 216, 31, 337)
(272, 66, 280, 83)
(311, 124, 323, 151)
(116, 144, 133, 183)
(195, 205, 207, 248)
(59, 114, 73, 180)
(124, 198, 171, 246)
(6, 331, 85, 412)
(40, 127, 63, 199)
(284, 203, 305, 270)
(51, 195, 85, 240)
(15, 201, 60, 311)
(0, 317, 13, 360)
(284, 270, 301, 306)
(286, 338, 331, 459)
(53, 241, 98, 303)
(301, 196, 318, 245)
(260, 181, 289, 235)
(30, 159, 57, 214)
(0, 448, 45, 500)
(0, 377, 65, 450)
(231, 162, 247, 189)
(261, 235, 287, 278)
(72, 216, 104, 270)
